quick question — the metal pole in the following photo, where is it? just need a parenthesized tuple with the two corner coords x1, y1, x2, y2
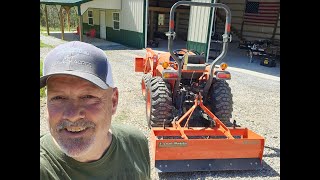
(206, 0, 218, 63)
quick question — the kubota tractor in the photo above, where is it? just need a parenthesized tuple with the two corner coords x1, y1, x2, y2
(134, 1, 265, 173)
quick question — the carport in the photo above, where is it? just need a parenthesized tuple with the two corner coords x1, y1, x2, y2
(40, 0, 92, 42)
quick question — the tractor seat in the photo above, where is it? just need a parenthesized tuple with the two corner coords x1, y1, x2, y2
(187, 55, 206, 64)
(182, 54, 207, 71)
(184, 64, 207, 71)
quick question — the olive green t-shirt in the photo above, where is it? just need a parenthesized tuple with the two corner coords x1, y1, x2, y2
(40, 124, 150, 180)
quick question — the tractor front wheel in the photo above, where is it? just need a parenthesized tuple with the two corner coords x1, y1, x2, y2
(146, 77, 173, 128)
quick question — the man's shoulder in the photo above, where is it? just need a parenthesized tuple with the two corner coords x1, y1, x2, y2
(40, 133, 64, 180)
(111, 123, 147, 141)
(40, 133, 53, 164)
(40, 133, 55, 166)
(40, 153, 64, 180)
(40, 132, 50, 140)
(111, 123, 151, 179)
(40, 132, 51, 148)
(40, 147, 57, 180)
(40, 153, 52, 172)
(40, 157, 51, 179)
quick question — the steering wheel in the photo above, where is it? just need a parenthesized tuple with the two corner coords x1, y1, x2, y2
(171, 49, 202, 62)
(171, 49, 188, 61)
(188, 49, 201, 55)
(174, 49, 203, 56)
(173, 49, 188, 56)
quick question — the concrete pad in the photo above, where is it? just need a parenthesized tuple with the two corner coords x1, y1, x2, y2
(42, 32, 280, 79)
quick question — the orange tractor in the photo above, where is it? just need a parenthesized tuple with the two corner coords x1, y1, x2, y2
(134, 1, 265, 172)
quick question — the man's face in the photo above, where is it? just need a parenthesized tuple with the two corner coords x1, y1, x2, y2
(46, 75, 118, 159)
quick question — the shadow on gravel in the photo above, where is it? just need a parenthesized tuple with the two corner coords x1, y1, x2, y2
(264, 146, 280, 158)
(157, 159, 280, 179)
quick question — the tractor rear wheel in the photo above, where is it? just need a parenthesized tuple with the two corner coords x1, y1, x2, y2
(146, 77, 173, 128)
(208, 79, 233, 127)
(141, 73, 152, 100)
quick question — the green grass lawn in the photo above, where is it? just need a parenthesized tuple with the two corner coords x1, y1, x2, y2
(40, 59, 46, 98)
(40, 40, 53, 48)
(40, 26, 47, 34)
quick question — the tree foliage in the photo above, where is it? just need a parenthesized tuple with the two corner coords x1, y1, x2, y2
(40, 5, 79, 30)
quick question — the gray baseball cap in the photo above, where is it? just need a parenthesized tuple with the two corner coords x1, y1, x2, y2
(40, 41, 114, 89)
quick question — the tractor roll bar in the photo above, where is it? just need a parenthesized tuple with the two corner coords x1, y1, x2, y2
(166, 1, 232, 90)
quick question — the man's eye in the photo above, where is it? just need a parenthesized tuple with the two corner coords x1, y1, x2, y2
(82, 95, 95, 99)
(51, 96, 65, 101)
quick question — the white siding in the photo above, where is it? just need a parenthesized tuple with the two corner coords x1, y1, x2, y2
(80, 0, 121, 15)
(188, 0, 212, 43)
(121, 0, 145, 33)
(80, 0, 145, 33)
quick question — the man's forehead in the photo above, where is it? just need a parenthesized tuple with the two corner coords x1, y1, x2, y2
(47, 75, 97, 89)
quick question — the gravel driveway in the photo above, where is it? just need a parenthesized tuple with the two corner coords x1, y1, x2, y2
(40, 34, 280, 180)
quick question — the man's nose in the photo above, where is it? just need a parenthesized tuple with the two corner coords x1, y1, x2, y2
(62, 101, 85, 121)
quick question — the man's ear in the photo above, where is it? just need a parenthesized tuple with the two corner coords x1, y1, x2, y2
(111, 87, 119, 115)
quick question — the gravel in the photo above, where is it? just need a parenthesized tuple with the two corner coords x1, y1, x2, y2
(40, 34, 280, 180)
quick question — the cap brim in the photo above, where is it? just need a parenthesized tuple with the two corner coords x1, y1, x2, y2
(40, 71, 109, 89)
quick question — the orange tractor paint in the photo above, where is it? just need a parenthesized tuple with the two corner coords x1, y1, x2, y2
(134, 1, 265, 172)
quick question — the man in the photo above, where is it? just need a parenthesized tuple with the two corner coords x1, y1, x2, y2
(40, 41, 150, 179)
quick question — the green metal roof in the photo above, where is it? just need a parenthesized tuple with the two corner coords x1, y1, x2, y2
(40, 0, 92, 6)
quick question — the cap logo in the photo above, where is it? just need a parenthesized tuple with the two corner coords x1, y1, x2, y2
(52, 48, 93, 69)
(61, 56, 92, 68)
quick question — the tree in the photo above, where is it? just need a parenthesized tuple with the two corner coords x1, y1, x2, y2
(40, 5, 78, 31)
